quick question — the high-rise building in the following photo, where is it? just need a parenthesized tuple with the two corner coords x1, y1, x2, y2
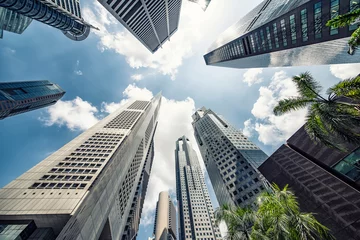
(0, 95, 162, 240)
(0, 80, 65, 120)
(97, 0, 181, 53)
(259, 126, 360, 239)
(153, 191, 176, 240)
(204, 0, 360, 68)
(175, 136, 222, 240)
(0, 7, 32, 39)
(0, 0, 95, 41)
(188, 0, 211, 11)
(192, 107, 270, 207)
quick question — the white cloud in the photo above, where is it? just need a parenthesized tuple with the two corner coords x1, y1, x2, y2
(245, 71, 306, 146)
(131, 74, 144, 81)
(329, 63, 360, 79)
(40, 97, 99, 131)
(243, 68, 263, 86)
(74, 60, 83, 76)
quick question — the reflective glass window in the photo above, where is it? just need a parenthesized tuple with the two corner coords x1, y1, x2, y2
(260, 29, 266, 51)
(314, 2, 322, 39)
(273, 23, 279, 48)
(266, 26, 272, 49)
(349, 0, 360, 30)
(290, 14, 296, 44)
(333, 148, 360, 181)
(330, 0, 339, 35)
(280, 19, 287, 46)
(250, 35, 256, 53)
(254, 32, 261, 52)
(301, 9, 308, 41)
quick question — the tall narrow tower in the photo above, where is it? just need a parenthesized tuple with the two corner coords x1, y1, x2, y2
(0, 80, 65, 120)
(97, 0, 182, 53)
(175, 136, 222, 240)
(0, 0, 94, 40)
(192, 107, 270, 207)
(0, 94, 161, 240)
(153, 191, 176, 240)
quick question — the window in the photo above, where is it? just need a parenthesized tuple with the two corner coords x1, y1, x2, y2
(330, 0, 340, 35)
(260, 29, 266, 51)
(280, 19, 287, 46)
(290, 14, 296, 44)
(273, 23, 279, 48)
(349, 0, 360, 31)
(301, 9, 308, 41)
(314, 2, 322, 39)
(250, 35, 256, 53)
(333, 148, 360, 181)
(266, 26, 272, 49)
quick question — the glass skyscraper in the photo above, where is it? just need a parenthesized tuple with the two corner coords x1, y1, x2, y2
(0, 95, 161, 240)
(204, 0, 360, 68)
(0, 7, 32, 39)
(188, 0, 211, 11)
(192, 107, 270, 207)
(0, 80, 65, 120)
(175, 136, 222, 240)
(0, 0, 94, 40)
(98, 0, 181, 53)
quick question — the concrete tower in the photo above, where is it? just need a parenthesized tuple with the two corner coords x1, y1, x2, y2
(175, 136, 222, 240)
(153, 191, 176, 240)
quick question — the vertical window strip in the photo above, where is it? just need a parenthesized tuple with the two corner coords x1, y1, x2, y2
(314, 2, 322, 39)
(254, 32, 261, 52)
(266, 26, 272, 50)
(301, 9, 308, 41)
(280, 19, 287, 46)
(250, 35, 256, 53)
(260, 29, 266, 51)
(330, 0, 339, 35)
(349, 0, 359, 30)
(290, 14, 296, 44)
(273, 23, 279, 48)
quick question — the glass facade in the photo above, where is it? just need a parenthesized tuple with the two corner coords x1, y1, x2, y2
(349, 0, 359, 30)
(333, 148, 360, 181)
(0, 80, 65, 119)
(0, 7, 32, 38)
(204, 0, 360, 68)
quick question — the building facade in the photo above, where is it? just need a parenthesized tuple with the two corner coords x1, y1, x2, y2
(0, 95, 162, 240)
(0, 80, 65, 120)
(97, 0, 182, 53)
(259, 126, 360, 239)
(0, 0, 94, 40)
(153, 191, 176, 240)
(0, 7, 32, 39)
(204, 0, 360, 68)
(192, 107, 269, 207)
(188, 0, 211, 11)
(175, 136, 222, 240)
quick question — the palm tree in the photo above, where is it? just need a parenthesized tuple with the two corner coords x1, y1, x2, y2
(216, 184, 333, 240)
(273, 72, 360, 151)
(326, 8, 360, 55)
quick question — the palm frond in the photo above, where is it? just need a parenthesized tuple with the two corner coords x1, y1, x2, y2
(273, 97, 314, 116)
(327, 74, 360, 99)
(326, 8, 360, 28)
(292, 72, 322, 99)
(348, 27, 360, 54)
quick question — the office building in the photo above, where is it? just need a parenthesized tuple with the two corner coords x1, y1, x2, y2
(97, 0, 181, 53)
(259, 126, 360, 239)
(204, 0, 360, 68)
(0, 7, 32, 39)
(188, 0, 211, 11)
(0, 80, 65, 120)
(175, 136, 222, 240)
(0, 95, 162, 240)
(153, 191, 176, 240)
(192, 107, 270, 207)
(0, 0, 94, 41)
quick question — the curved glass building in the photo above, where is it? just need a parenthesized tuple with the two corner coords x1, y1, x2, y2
(0, 0, 92, 40)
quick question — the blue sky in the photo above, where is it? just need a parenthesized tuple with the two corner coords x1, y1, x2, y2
(1, 0, 360, 239)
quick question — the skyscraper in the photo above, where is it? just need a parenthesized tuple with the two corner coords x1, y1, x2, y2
(192, 107, 270, 207)
(97, 0, 181, 53)
(0, 95, 161, 240)
(0, 0, 94, 41)
(259, 126, 360, 239)
(153, 191, 176, 240)
(175, 136, 222, 240)
(0, 7, 32, 39)
(188, 0, 211, 11)
(0, 80, 65, 120)
(204, 0, 360, 68)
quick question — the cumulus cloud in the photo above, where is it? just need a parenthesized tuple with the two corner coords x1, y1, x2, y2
(40, 97, 99, 131)
(329, 63, 360, 79)
(82, 0, 207, 80)
(243, 68, 263, 86)
(244, 71, 307, 146)
(131, 74, 144, 81)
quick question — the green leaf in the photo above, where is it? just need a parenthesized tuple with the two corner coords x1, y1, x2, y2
(292, 72, 322, 99)
(273, 97, 314, 116)
(326, 8, 360, 28)
(327, 75, 360, 99)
